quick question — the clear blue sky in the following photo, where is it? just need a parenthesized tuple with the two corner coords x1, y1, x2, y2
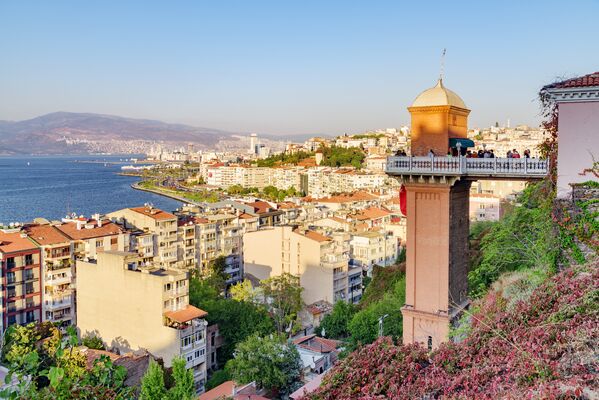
(1, 1, 598, 135)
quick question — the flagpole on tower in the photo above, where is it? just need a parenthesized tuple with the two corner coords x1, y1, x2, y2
(440, 48, 446, 82)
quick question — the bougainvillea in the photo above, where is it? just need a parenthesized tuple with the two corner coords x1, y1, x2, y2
(304, 264, 598, 399)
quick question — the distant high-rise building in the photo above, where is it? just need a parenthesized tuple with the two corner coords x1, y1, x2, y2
(249, 133, 258, 154)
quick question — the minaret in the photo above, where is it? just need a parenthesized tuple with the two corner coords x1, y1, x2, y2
(401, 79, 471, 350)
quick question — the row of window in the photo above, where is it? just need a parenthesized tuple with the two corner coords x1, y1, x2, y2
(181, 331, 204, 348)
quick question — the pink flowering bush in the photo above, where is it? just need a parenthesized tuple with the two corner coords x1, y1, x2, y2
(304, 264, 598, 399)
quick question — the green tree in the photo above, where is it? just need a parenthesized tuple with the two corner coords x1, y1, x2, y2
(82, 334, 105, 350)
(260, 273, 304, 335)
(230, 279, 260, 303)
(169, 357, 195, 400)
(204, 255, 229, 293)
(348, 275, 406, 348)
(317, 301, 357, 339)
(205, 369, 231, 390)
(140, 359, 167, 400)
(468, 182, 559, 298)
(225, 334, 301, 395)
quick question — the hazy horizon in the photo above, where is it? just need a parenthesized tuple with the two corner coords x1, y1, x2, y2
(2, 1, 599, 136)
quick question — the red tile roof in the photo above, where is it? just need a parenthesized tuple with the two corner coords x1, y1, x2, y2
(246, 200, 273, 214)
(294, 229, 331, 243)
(57, 220, 124, 240)
(164, 305, 207, 323)
(24, 224, 70, 246)
(355, 207, 391, 221)
(544, 71, 599, 89)
(130, 207, 176, 221)
(293, 334, 341, 353)
(198, 381, 269, 400)
(0, 231, 38, 254)
(317, 191, 379, 204)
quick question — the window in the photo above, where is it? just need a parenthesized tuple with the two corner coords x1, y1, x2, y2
(7, 287, 16, 298)
(211, 352, 215, 363)
(96, 241, 102, 248)
(165, 283, 171, 291)
(427, 336, 433, 351)
(24, 269, 34, 281)
(211, 332, 215, 346)
(6, 271, 15, 284)
(25, 282, 35, 295)
(25, 254, 34, 266)
(8, 315, 17, 326)
(7, 257, 16, 269)
(111, 237, 118, 245)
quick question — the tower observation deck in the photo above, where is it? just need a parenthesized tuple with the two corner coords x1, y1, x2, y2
(387, 77, 549, 351)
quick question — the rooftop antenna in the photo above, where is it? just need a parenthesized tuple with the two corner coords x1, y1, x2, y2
(439, 48, 446, 82)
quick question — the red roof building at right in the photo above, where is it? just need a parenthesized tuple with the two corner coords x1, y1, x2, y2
(543, 72, 599, 198)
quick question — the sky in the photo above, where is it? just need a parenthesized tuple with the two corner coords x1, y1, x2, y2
(1, 1, 599, 136)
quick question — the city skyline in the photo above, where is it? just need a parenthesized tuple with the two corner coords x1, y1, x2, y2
(1, 1, 599, 135)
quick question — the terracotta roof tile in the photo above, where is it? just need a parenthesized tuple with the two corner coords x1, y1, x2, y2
(130, 207, 177, 221)
(164, 305, 207, 323)
(57, 220, 124, 240)
(294, 229, 331, 243)
(544, 71, 599, 89)
(24, 224, 70, 246)
(0, 231, 38, 254)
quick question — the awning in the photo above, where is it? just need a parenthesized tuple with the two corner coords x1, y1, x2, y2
(449, 138, 475, 148)
(164, 305, 207, 323)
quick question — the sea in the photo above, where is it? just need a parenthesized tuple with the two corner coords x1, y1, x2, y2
(0, 155, 182, 224)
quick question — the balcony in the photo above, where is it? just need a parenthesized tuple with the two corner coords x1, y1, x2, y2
(45, 274, 71, 286)
(47, 260, 71, 271)
(45, 296, 73, 311)
(385, 156, 549, 179)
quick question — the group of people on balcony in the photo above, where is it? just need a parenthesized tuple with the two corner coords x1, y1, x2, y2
(394, 148, 533, 159)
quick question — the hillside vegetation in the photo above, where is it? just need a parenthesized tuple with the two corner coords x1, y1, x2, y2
(305, 181, 599, 399)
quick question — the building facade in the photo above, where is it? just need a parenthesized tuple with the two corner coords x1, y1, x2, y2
(77, 251, 208, 394)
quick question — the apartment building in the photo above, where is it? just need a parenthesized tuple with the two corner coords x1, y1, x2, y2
(350, 231, 398, 277)
(77, 251, 208, 394)
(270, 167, 303, 191)
(24, 224, 75, 328)
(194, 214, 243, 284)
(469, 193, 502, 221)
(108, 206, 179, 269)
(178, 218, 197, 270)
(0, 229, 42, 330)
(57, 216, 129, 261)
(205, 166, 271, 189)
(244, 226, 356, 304)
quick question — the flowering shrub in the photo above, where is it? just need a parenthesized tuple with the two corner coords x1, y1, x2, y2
(303, 264, 598, 399)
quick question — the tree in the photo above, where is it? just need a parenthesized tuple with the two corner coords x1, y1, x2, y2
(169, 357, 195, 400)
(348, 275, 405, 348)
(230, 279, 260, 303)
(205, 369, 231, 390)
(82, 334, 105, 350)
(317, 301, 357, 339)
(140, 359, 167, 400)
(226, 334, 302, 395)
(260, 273, 304, 336)
(203, 255, 229, 293)
(188, 271, 276, 363)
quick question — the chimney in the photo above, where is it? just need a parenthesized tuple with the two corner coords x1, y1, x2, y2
(76, 220, 83, 230)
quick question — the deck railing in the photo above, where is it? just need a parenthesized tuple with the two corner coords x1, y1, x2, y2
(386, 156, 549, 177)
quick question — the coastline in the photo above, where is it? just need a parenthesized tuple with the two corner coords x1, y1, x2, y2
(130, 181, 201, 205)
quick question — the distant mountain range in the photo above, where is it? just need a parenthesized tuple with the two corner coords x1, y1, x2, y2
(0, 112, 243, 155)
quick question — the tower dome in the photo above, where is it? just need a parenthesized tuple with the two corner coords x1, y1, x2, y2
(411, 79, 467, 109)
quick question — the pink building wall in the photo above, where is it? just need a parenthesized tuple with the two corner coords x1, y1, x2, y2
(556, 101, 599, 198)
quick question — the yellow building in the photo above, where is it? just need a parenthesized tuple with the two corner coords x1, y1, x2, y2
(76, 251, 208, 394)
(243, 227, 356, 304)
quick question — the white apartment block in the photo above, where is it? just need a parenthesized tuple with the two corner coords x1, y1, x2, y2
(350, 231, 398, 277)
(469, 194, 502, 222)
